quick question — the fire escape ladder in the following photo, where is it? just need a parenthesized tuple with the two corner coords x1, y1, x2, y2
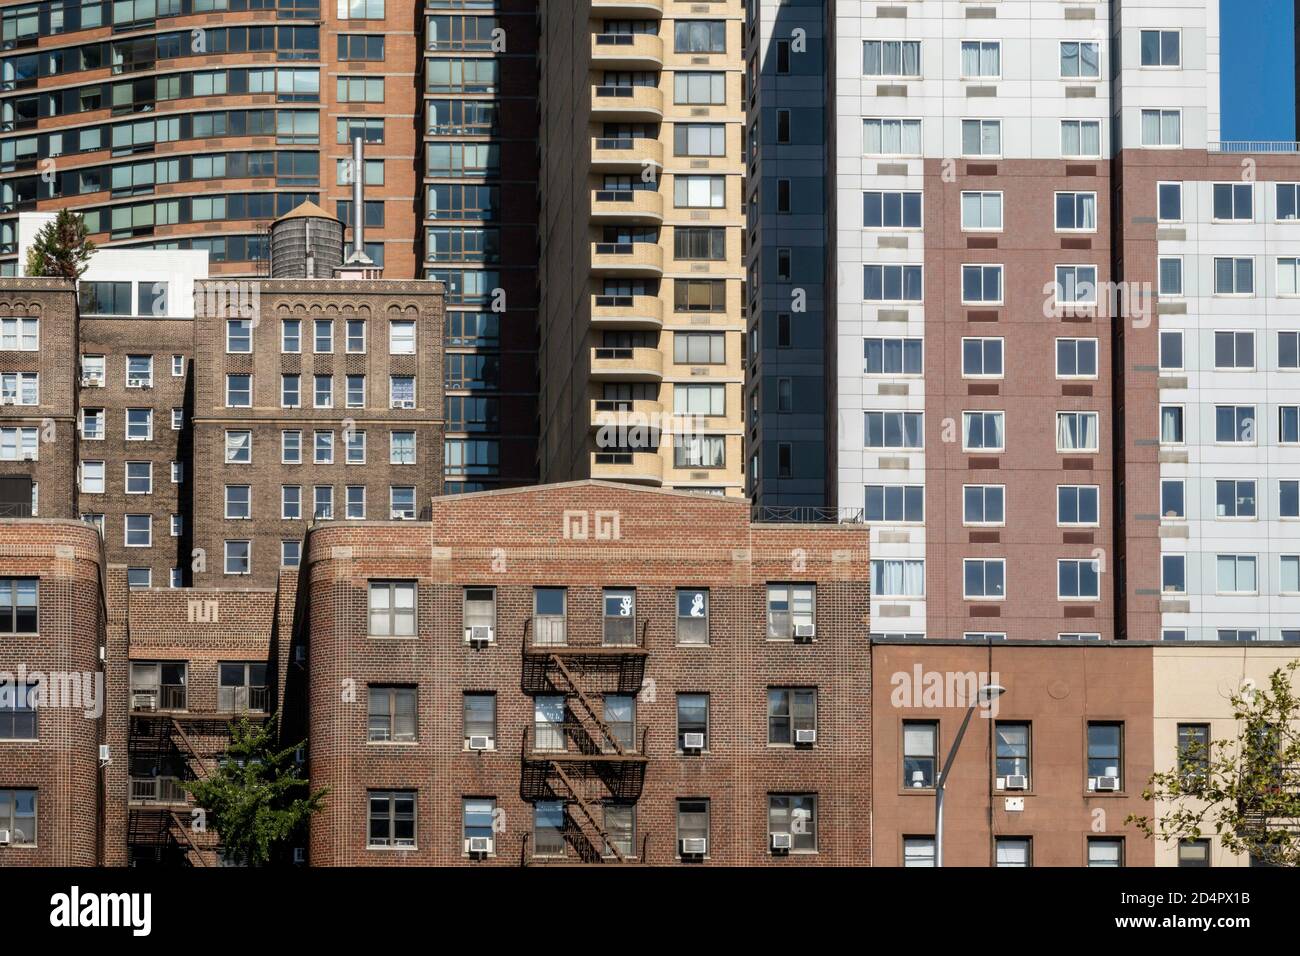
(169, 717, 209, 779)
(549, 655, 626, 756)
(551, 763, 626, 864)
(167, 811, 209, 866)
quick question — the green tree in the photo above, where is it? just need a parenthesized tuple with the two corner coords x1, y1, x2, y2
(183, 714, 326, 867)
(1129, 660, 1300, 866)
(24, 209, 95, 279)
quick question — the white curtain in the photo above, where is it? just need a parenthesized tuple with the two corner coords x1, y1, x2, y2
(873, 560, 924, 597)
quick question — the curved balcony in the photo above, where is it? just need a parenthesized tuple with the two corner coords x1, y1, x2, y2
(591, 450, 664, 486)
(590, 0, 663, 17)
(591, 241, 663, 277)
(591, 84, 664, 122)
(590, 346, 664, 382)
(591, 294, 663, 330)
(590, 398, 664, 431)
(591, 136, 664, 173)
(591, 32, 664, 69)
(591, 189, 664, 224)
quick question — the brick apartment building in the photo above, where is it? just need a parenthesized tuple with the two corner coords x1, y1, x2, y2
(304, 481, 871, 865)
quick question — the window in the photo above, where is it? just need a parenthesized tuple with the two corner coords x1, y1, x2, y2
(1059, 558, 1100, 599)
(0, 579, 37, 633)
(80, 461, 105, 494)
(766, 584, 815, 639)
(863, 39, 920, 77)
(368, 582, 416, 637)
(865, 411, 923, 448)
(961, 191, 1002, 231)
(0, 678, 37, 740)
(368, 790, 415, 849)
(527, 801, 564, 858)
(337, 76, 384, 103)
(534, 696, 566, 753)
(1160, 405, 1185, 444)
(226, 373, 251, 407)
(1061, 119, 1101, 157)
(1163, 554, 1187, 594)
(1056, 192, 1097, 231)
(674, 124, 726, 157)
(345, 486, 365, 519)
(1213, 183, 1254, 221)
(314, 374, 333, 408)
(961, 265, 1002, 304)
(1141, 109, 1181, 147)
(1216, 554, 1257, 594)
(677, 694, 708, 750)
(170, 515, 182, 537)
(389, 321, 416, 355)
(1178, 839, 1211, 867)
(1060, 41, 1100, 78)
(1158, 182, 1183, 222)
(904, 837, 935, 867)
(368, 686, 417, 742)
(281, 485, 301, 520)
(1088, 838, 1124, 867)
(0, 372, 37, 405)
(603, 588, 636, 646)
(862, 191, 922, 229)
(225, 485, 251, 520)
(677, 799, 709, 856)
(461, 798, 495, 853)
(346, 431, 366, 465)
(314, 431, 334, 464)
(995, 723, 1030, 788)
(767, 688, 816, 745)
(1057, 339, 1098, 378)
(225, 431, 252, 465)
(1058, 486, 1100, 526)
(1055, 265, 1098, 304)
(962, 411, 1005, 452)
(0, 318, 38, 352)
(390, 431, 416, 465)
(996, 838, 1031, 867)
(1215, 479, 1256, 519)
(862, 118, 921, 156)
(768, 795, 816, 853)
(864, 337, 923, 375)
(1215, 405, 1256, 444)
(674, 227, 726, 261)
(961, 119, 1001, 156)
(963, 558, 1006, 600)
(1282, 407, 1300, 444)
(80, 409, 104, 441)
(676, 589, 709, 645)
(674, 20, 725, 53)
(127, 569, 151, 590)
(904, 721, 937, 788)
(1161, 479, 1185, 520)
(125, 409, 152, 441)
(961, 338, 1003, 378)
(963, 485, 1005, 526)
(226, 318, 252, 353)
(1279, 183, 1300, 221)
(960, 40, 1000, 78)
(0, 790, 36, 846)
(462, 587, 495, 641)
(1159, 331, 1184, 371)
(1087, 723, 1123, 789)
(674, 385, 725, 417)
(674, 72, 725, 105)
(125, 462, 152, 495)
(224, 540, 250, 575)
(872, 559, 925, 597)
(282, 319, 301, 353)
(866, 484, 924, 523)
(674, 281, 727, 314)
(1056, 411, 1099, 452)
(464, 693, 496, 746)
(282, 374, 301, 408)
(673, 175, 726, 209)
(533, 588, 566, 646)
(1177, 723, 1210, 783)
(126, 355, 152, 388)
(1159, 256, 1183, 295)
(1283, 480, 1300, 518)
(863, 264, 923, 302)
(282, 430, 302, 464)
(1140, 29, 1180, 67)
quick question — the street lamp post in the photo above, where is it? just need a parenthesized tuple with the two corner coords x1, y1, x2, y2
(934, 683, 1006, 867)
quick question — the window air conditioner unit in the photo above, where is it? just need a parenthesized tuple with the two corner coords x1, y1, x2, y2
(1, 397, 14, 405)
(466, 625, 494, 644)
(468, 836, 493, 855)
(128, 378, 148, 388)
(680, 837, 707, 856)
(468, 735, 493, 751)
(82, 375, 103, 387)
(394, 399, 415, 409)
(20, 451, 35, 461)
(770, 832, 792, 852)
(1091, 776, 1120, 792)
(132, 691, 157, 711)
(793, 624, 815, 641)
(293, 848, 306, 864)
(98, 744, 111, 766)
(682, 732, 705, 751)
(795, 728, 817, 746)
(0, 829, 10, 846)
(1004, 774, 1028, 791)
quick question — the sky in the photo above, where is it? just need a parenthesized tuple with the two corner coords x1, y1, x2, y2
(1219, 0, 1297, 140)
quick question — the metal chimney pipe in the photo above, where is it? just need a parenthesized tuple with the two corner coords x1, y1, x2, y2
(352, 134, 365, 259)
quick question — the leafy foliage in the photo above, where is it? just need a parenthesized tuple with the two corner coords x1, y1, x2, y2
(1129, 661, 1300, 865)
(182, 714, 326, 867)
(24, 209, 95, 279)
